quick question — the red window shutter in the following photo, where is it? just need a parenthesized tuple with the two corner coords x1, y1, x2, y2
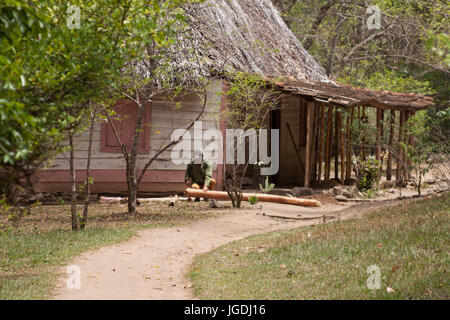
(101, 100, 151, 154)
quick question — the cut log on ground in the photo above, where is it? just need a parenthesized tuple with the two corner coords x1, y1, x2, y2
(99, 196, 186, 204)
(99, 196, 127, 204)
(185, 189, 322, 207)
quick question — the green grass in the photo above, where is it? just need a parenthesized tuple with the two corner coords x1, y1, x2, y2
(189, 194, 450, 299)
(0, 200, 224, 299)
(0, 227, 134, 299)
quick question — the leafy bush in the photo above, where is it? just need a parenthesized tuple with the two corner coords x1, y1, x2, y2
(248, 196, 258, 205)
(356, 157, 381, 192)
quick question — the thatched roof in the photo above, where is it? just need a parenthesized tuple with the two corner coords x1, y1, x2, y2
(275, 79, 434, 110)
(184, 0, 328, 82)
(173, 0, 433, 110)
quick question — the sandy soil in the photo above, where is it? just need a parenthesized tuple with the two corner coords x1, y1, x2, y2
(52, 199, 408, 300)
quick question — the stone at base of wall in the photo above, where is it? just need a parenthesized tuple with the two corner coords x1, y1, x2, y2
(291, 187, 314, 197)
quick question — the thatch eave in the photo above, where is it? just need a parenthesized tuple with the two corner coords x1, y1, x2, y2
(275, 80, 434, 110)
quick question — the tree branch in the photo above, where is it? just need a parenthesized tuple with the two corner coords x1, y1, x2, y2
(136, 87, 209, 185)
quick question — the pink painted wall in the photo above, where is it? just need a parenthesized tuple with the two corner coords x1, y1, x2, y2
(35, 80, 226, 195)
(35, 169, 224, 194)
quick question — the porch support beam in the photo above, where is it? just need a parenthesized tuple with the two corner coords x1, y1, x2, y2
(386, 109, 395, 181)
(324, 105, 333, 182)
(317, 104, 325, 184)
(305, 101, 315, 188)
(345, 107, 354, 182)
(396, 110, 406, 185)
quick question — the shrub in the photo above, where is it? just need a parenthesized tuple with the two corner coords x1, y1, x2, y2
(248, 196, 258, 205)
(356, 157, 381, 191)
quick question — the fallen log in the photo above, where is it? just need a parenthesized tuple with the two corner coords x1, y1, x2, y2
(99, 196, 127, 204)
(99, 196, 186, 204)
(185, 189, 322, 207)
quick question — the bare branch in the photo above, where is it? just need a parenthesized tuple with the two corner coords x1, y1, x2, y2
(105, 112, 129, 162)
(136, 87, 210, 185)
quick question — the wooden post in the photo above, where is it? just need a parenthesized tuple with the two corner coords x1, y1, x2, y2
(313, 104, 320, 183)
(403, 111, 411, 180)
(345, 107, 354, 182)
(361, 107, 367, 161)
(407, 111, 416, 180)
(386, 109, 395, 181)
(380, 110, 385, 151)
(396, 110, 406, 185)
(408, 112, 415, 148)
(358, 106, 362, 159)
(305, 102, 314, 187)
(376, 108, 382, 162)
(380, 109, 385, 168)
(334, 109, 340, 180)
(376, 108, 385, 179)
(325, 106, 333, 182)
(339, 110, 345, 182)
(317, 104, 325, 183)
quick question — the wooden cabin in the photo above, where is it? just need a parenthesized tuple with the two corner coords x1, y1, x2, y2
(34, 0, 433, 195)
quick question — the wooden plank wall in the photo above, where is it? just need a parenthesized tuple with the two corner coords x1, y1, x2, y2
(43, 80, 224, 173)
(278, 94, 305, 185)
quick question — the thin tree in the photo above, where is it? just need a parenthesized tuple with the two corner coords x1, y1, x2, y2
(222, 72, 279, 208)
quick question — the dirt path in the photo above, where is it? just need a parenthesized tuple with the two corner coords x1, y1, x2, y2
(53, 200, 400, 300)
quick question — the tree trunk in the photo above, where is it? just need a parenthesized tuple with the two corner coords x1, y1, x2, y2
(69, 133, 80, 231)
(303, 0, 339, 50)
(236, 190, 242, 208)
(128, 181, 137, 213)
(418, 172, 422, 196)
(81, 106, 97, 229)
(127, 103, 146, 213)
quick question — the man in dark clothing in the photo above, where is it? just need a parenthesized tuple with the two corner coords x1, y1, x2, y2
(185, 151, 216, 201)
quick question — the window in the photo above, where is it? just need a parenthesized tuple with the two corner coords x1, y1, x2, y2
(101, 99, 151, 154)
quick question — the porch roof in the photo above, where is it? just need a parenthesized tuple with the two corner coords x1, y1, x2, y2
(274, 79, 434, 110)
